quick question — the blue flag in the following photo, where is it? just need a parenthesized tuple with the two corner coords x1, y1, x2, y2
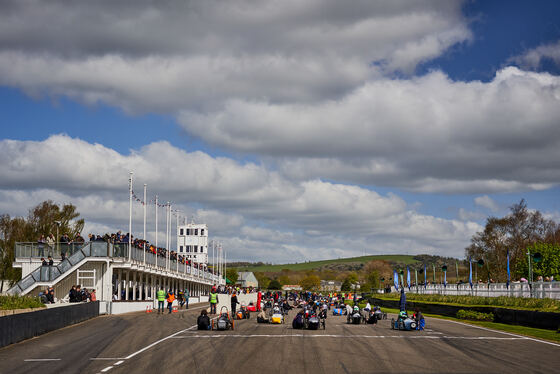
(469, 257, 473, 288)
(424, 264, 427, 288)
(506, 250, 510, 289)
(443, 269, 447, 288)
(393, 269, 399, 291)
(407, 266, 411, 290)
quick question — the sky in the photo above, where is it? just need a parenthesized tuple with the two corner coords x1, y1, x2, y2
(1, 0, 559, 263)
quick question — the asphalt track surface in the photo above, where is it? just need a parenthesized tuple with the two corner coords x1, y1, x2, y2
(1, 303, 559, 374)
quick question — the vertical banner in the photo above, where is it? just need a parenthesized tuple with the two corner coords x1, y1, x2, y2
(393, 269, 399, 291)
(424, 264, 427, 288)
(506, 250, 510, 289)
(406, 266, 411, 290)
(469, 257, 473, 289)
(415, 269, 418, 292)
(443, 269, 447, 287)
(432, 264, 436, 283)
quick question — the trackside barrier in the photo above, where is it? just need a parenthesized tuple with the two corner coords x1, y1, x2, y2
(0, 301, 99, 348)
(369, 297, 560, 330)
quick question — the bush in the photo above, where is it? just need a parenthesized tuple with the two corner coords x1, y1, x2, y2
(457, 309, 494, 321)
(0, 295, 45, 310)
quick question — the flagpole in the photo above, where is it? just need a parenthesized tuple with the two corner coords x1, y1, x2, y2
(143, 183, 146, 266)
(155, 195, 158, 248)
(166, 202, 170, 271)
(128, 171, 133, 262)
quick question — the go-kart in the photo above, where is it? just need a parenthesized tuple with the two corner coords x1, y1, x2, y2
(391, 313, 422, 331)
(212, 306, 234, 330)
(347, 311, 364, 324)
(246, 302, 257, 312)
(236, 304, 250, 320)
(332, 307, 346, 316)
(271, 307, 284, 324)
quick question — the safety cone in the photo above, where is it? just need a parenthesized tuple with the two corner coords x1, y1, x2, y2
(146, 306, 153, 314)
(172, 305, 179, 313)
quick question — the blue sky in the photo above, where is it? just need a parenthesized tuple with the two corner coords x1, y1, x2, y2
(0, 0, 559, 262)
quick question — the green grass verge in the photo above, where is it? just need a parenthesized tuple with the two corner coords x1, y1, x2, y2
(0, 295, 45, 310)
(372, 306, 560, 343)
(239, 254, 418, 272)
(371, 293, 560, 312)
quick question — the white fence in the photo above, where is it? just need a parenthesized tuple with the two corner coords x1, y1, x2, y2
(390, 281, 560, 299)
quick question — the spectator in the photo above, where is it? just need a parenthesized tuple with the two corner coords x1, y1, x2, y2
(61, 252, 66, 261)
(74, 233, 85, 244)
(90, 289, 96, 301)
(69, 285, 78, 302)
(231, 292, 239, 315)
(47, 256, 54, 266)
(38, 235, 46, 256)
(46, 287, 55, 303)
(41, 257, 47, 266)
(46, 233, 55, 250)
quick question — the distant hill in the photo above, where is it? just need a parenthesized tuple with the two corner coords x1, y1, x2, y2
(235, 254, 419, 273)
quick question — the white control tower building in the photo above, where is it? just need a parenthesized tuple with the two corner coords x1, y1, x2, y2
(177, 222, 208, 264)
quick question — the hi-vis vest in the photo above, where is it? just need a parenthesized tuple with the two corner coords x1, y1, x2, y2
(210, 292, 217, 303)
(167, 292, 175, 303)
(157, 289, 166, 301)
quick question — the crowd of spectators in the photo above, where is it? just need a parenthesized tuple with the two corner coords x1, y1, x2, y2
(68, 284, 96, 303)
(37, 230, 215, 276)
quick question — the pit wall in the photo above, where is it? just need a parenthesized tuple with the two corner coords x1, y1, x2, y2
(0, 301, 99, 348)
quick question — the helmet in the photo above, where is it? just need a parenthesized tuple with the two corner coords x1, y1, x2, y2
(399, 311, 407, 318)
(353, 306, 359, 312)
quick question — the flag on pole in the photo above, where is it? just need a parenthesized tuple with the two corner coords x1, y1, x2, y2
(443, 269, 447, 287)
(407, 266, 411, 290)
(506, 250, 510, 289)
(424, 264, 427, 288)
(469, 257, 473, 289)
(415, 269, 418, 291)
(393, 269, 399, 291)
(432, 264, 436, 283)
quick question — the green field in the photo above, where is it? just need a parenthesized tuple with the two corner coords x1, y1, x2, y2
(238, 254, 418, 272)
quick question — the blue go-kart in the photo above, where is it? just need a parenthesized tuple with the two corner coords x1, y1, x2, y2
(391, 311, 424, 331)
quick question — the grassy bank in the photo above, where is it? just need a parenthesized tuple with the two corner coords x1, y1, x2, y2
(0, 295, 45, 310)
(372, 293, 560, 312)
(240, 254, 418, 272)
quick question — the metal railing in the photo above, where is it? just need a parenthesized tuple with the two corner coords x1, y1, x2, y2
(389, 282, 560, 299)
(11, 242, 220, 295)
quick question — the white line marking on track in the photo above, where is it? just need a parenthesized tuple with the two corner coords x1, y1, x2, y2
(101, 367, 113, 372)
(123, 324, 198, 359)
(24, 359, 61, 362)
(169, 334, 528, 340)
(438, 319, 560, 347)
(90, 358, 126, 360)
(114, 361, 124, 366)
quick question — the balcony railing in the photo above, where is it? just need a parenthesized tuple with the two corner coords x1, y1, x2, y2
(13, 242, 219, 288)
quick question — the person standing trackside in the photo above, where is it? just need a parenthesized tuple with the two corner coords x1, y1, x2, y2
(184, 288, 190, 309)
(209, 289, 218, 314)
(231, 292, 239, 316)
(167, 290, 175, 314)
(157, 287, 166, 314)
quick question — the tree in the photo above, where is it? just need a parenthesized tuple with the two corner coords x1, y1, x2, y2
(465, 200, 559, 282)
(277, 275, 291, 285)
(341, 278, 352, 291)
(514, 243, 560, 280)
(254, 272, 271, 289)
(226, 268, 239, 284)
(300, 274, 321, 291)
(268, 279, 282, 290)
(362, 270, 380, 292)
(0, 201, 84, 290)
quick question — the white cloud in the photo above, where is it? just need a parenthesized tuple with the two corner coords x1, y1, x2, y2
(510, 40, 560, 70)
(474, 195, 499, 212)
(0, 136, 481, 260)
